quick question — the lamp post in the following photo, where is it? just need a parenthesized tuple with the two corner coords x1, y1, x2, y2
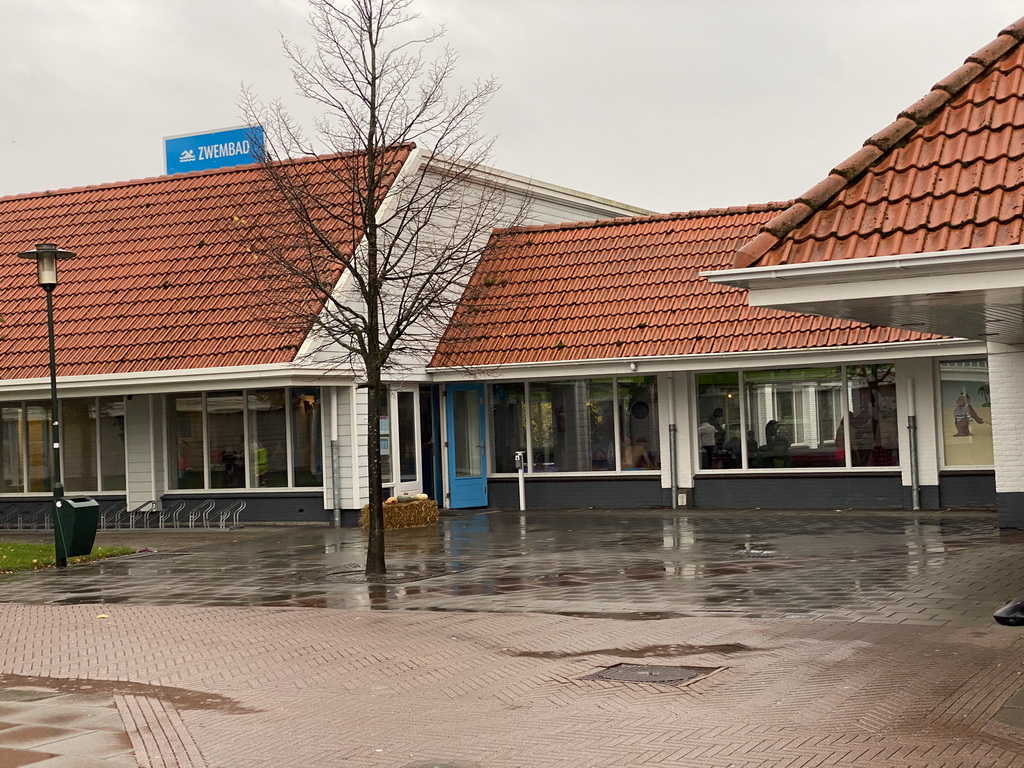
(18, 243, 76, 568)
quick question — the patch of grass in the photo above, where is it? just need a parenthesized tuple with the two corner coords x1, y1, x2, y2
(0, 542, 137, 572)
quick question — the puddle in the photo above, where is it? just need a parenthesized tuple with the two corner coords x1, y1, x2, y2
(0, 673, 258, 714)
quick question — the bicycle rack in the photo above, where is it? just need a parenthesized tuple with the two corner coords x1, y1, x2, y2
(159, 500, 187, 529)
(217, 500, 245, 529)
(128, 500, 158, 529)
(188, 499, 215, 529)
(100, 502, 127, 530)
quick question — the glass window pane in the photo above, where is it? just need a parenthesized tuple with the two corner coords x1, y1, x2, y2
(291, 388, 323, 487)
(528, 384, 555, 472)
(0, 405, 23, 493)
(208, 391, 246, 489)
(696, 373, 741, 469)
(939, 360, 992, 467)
(847, 364, 899, 467)
(490, 383, 526, 473)
(619, 377, 659, 470)
(26, 402, 52, 492)
(453, 389, 482, 477)
(248, 390, 287, 487)
(171, 394, 205, 489)
(62, 398, 97, 492)
(398, 392, 417, 482)
(587, 380, 615, 471)
(99, 397, 126, 491)
(527, 380, 615, 473)
(745, 367, 844, 469)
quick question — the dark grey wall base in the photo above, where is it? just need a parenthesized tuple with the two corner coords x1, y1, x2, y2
(900, 485, 940, 509)
(161, 492, 329, 524)
(487, 477, 670, 509)
(997, 492, 1024, 529)
(940, 472, 996, 509)
(693, 474, 903, 509)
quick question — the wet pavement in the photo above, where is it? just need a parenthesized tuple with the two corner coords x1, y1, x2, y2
(1, 507, 1024, 767)
(0, 508, 1020, 626)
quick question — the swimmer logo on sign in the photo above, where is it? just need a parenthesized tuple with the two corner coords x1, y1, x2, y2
(164, 126, 265, 175)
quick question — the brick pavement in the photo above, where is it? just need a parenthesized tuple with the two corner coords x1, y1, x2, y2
(0, 510, 1022, 766)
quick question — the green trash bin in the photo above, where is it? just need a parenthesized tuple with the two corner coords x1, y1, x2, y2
(54, 497, 100, 560)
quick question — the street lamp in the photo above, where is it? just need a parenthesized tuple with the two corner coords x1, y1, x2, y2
(18, 243, 76, 568)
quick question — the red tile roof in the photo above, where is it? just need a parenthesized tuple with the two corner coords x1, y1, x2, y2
(0, 147, 412, 380)
(432, 205, 936, 368)
(733, 17, 1024, 268)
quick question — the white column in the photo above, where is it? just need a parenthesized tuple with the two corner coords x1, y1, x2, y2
(986, 342, 1024, 527)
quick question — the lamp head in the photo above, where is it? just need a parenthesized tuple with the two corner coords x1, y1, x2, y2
(17, 243, 76, 288)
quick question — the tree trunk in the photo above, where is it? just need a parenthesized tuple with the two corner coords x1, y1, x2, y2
(365, 368, 386, 576)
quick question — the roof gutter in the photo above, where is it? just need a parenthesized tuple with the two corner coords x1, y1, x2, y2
(426, 337, 982, 380)
(702, 244, 1024, 290)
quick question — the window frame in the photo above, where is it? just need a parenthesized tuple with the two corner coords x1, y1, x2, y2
(485, 375, 661, 477)
(695, 363, 901, 473)
(0, 396, 127, 495)
(936, 357, 994, 470)
(167, 387, 324, 492)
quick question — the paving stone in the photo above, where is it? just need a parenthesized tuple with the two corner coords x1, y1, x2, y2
(0, 509, 1023, 766)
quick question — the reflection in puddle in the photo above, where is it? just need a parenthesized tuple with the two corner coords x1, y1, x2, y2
(0, 673, 257, 714)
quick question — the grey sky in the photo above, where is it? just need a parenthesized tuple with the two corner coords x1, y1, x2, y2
(1, 1, 1020, 213)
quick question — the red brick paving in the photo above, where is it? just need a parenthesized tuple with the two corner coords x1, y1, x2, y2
(0, 605, 1022, 767)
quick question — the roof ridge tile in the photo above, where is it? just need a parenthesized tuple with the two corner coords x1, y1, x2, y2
(967, 31, 1021, 69)
(501, 202, 793, 238)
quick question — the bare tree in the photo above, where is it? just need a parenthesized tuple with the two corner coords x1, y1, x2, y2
(240, 0, 523, 576)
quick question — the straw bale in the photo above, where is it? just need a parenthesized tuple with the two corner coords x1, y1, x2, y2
(360, 499, 439, 529)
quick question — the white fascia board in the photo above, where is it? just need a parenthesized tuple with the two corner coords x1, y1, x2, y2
(296, 146, 429, 362)
(703, 244, 1024, 295)
(0, 363, 355, 401)
(421, 155, 651, 218)
(426, 338, 983, 382)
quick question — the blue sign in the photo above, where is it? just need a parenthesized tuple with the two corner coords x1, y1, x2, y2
(164, 126, 265, 175)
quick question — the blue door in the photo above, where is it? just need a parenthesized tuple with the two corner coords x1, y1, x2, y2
(446, 383, 487, 508)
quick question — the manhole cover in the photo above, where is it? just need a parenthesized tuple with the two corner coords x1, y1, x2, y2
(583, 664, 720, 686)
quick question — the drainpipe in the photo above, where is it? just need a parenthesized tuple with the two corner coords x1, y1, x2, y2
(516, 451, 526, 511)
(667, 374, 678, 509)
(330, 387, 341, 527)
(907, 377, 920, 511)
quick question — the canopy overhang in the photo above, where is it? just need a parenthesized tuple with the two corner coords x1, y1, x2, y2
(704, 245, 1024, 345)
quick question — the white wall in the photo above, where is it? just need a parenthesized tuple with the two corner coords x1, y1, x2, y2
(897, 357, 940, 492)
(986, 342, 1024, 495)
(124, 395, 160, 509)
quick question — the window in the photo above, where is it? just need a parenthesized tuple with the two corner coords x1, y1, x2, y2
(0, 406, 22, 493)
(98, 398, 126, 491)
(169, 388, 323, 490)
(939, 359, 992, 467)
(26, 403, 52, 492)
(248, 390, 287, 487)
(487, 376, 658, 474)
(745, 367, 844, 469)
(847, 364, 899, 467)
(696, 373, 740, 469)
(697, 364, 898, 471)
(398, 391, 417, 482)
(0, 397, 127, 494)
(491, 383, 526, 473)
(619, 377, 659, 470)
(291, 389, 323, 487)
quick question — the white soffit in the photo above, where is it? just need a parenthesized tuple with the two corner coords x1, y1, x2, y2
(704, 245, 1024, 344)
